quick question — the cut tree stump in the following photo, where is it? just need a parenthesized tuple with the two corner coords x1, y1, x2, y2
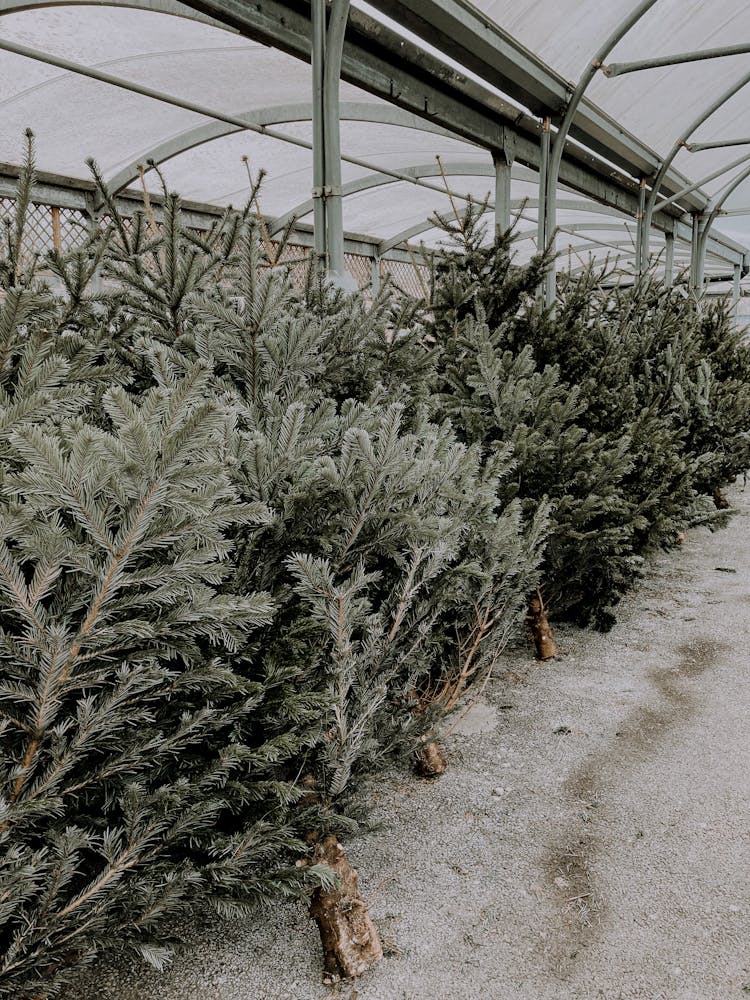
(529, 589, 557, 660)
(309, 834, 383, 982)
(713, 486, 731, 510)
(416, 739, 448, 778)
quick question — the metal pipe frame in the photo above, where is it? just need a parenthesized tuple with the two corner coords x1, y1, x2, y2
(311, 0, 327, 257)
(695, 159, 750, 293)
(321, 0, 350, 281)
(654, 148, 750, 212)
(642, 66, 750, 268)
(545, 0, 660, 304)
(635, 176, 647, 273)
(179, 0, 739, 240)
(690, 213, 701, 293)
(3, 0, 748, 276)
(602, 42, 750, 77)
(537, 117, 550, 275)
(685, 137, 750, 153)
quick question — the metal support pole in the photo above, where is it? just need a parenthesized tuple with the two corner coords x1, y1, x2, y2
(732, 262, 741, 323)
(635, 176, 646, 273)
(536, 118, 550, 251)
(664, 229, 674, 286)
(492, 136, 515, 240)
(690, 213, 703, 297)
(322, 0, 351, 285)
(536, 117, 550, 301)
(311, 0, 327, 258)
(371, 253, 381, 297)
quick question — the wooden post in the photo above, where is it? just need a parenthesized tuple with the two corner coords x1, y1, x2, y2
(51, 204, 61, 251)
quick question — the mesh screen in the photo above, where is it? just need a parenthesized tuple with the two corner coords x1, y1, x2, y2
(380, 257, 429, 299)
(344, 253, 373, 290)
(0, 198, 429, 300)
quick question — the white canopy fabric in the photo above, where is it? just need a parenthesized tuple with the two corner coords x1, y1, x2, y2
(0, 0, 748, 276)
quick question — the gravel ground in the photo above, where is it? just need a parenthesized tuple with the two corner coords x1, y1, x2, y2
(67, 483, 750, 1000)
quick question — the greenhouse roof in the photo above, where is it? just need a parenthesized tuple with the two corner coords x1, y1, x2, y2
(2, 0, 750, 282)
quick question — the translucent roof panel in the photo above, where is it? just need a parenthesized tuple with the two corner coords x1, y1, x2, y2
(470, 1, 637, 81)
(471, 0, 750, 163)
(439, 0, 750, 249)
(0, 0, 748, 273)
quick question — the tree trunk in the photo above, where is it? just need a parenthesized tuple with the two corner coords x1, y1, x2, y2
(309, 834, 383, 982)
(712, 486, 730, 510)
(529, 589, 557, 660)
(416, 739, 448, 778)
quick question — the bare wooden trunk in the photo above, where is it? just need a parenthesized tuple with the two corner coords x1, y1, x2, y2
(712, 486, 730, 510)
(416, 739, 448, 778)
(529, 589, 557, 660)
(309, 834, 383, 982)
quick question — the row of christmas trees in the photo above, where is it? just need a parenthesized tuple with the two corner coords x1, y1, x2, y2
(2, 134, 750, 996)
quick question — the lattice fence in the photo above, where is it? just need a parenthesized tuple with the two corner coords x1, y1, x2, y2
(0, 198, 428, 299)
(380, 256, 430, 299)
(0, 197, 91, 257)
(344, 252, 373, 290)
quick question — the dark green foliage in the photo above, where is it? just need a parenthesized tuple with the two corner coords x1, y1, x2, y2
(413, 210, 750, 627)
(1, 148, 545, 995)
(3, 136, 750, 996)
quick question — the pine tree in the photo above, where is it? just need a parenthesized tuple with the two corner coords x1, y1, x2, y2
(1, 149, 331, 998)
(416, 212, 637, 628)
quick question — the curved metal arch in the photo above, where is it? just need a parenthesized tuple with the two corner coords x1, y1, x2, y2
(695, 160, 750, 290)
(643, 67, 750, 266)
(105, 102, 457, 194)
(379, 203, 644, 258)
(0, 0, 233, 28)
(544, 0, 660, 300)
(270, 160, 504, 237)
(272, 159, 633, 243)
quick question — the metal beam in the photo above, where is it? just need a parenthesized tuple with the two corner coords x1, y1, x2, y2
(3, 0, 746, 270)
(178, 0, 720, 232)
(311, 0, 326, 257)
(603, 43, 750, 78)
(320, 0, 351, 281)
(363, 0, 704, 209)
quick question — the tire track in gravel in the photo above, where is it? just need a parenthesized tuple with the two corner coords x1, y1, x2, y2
(538, 636, 731, 978)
